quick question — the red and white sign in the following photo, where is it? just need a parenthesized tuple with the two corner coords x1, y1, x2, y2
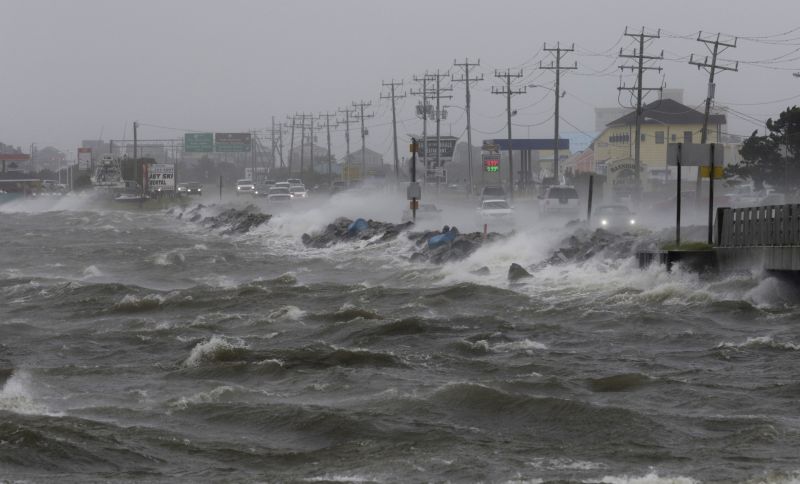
(77, 148, 92, 170)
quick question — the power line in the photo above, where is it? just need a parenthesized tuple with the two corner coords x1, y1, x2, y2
(618, 26, 663, 198)
(540, 42, 577, 177)
(492, 68, 526, 199)
(452, 58, 483, 193)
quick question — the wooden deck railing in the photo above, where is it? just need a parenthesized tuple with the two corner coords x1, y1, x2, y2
(716, 205, 800, 247)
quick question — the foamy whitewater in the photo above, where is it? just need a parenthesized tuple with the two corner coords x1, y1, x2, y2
(1, 189, 799, 483)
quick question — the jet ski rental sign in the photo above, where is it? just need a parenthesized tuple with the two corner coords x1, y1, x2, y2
(148, 164, 175, 191)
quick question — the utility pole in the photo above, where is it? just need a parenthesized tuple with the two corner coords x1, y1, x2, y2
(288, 115, 296, 174)
(251, 130, 259, 183)
(337, 107, 357, 185)
(690, 32, 738, 200)
(492, 69, 526, 200)
(277, 123, 285, 168)
(296, 113, 311, 177)
(308, 114, 316, 178)
(618, 27, 663, 200)
(270, 117, 277, 173)
(540, 43, 577, 181)
(411, 73, 434, 183)
(381, 79, 406, 182)
(352, 101, 374, 181)
(133, 121, 138, 161)
(319, 112, 336, 185)
(453, 58, 483, 195)
(430, 70, 452, 189)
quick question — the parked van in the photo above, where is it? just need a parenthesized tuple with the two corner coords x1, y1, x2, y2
(539, 185, 580, 217)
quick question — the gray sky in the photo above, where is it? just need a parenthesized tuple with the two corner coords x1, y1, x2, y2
(2, 0, 799, 159)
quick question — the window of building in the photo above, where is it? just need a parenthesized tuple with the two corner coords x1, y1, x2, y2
(671, 133, 677, 142)
(655, 131, 665, 144)
(641, 133, 646, 142)
(683, 131, 693, 144)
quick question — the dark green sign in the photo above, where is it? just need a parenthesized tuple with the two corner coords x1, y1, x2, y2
(184, 133, 213, 153)
(215, 132, 252, 152)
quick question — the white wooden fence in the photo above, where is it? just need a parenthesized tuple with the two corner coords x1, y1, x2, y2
(716, 205, 800, 247)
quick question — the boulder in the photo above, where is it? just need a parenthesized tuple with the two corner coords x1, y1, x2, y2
(508, 263, 533, 281)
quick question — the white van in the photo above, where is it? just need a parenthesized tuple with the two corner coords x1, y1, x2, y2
(539, 185, 580, 217)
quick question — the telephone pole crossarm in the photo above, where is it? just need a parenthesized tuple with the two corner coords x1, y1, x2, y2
(492, 69, 526, 200)
(453, 58, 483, 195)
(540, 42, 577, 180)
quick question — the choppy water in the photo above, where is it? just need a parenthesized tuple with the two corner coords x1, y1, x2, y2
(2, 192, 800, 483)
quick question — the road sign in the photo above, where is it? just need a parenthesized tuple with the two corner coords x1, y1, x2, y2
(215, 132, 251, 152)
(407, 182, 421, 200)
(667, 143, 723, 166)
(700, 166, 724, 179)
(77, 147, 92, 170)
(184, 133, 213, 153)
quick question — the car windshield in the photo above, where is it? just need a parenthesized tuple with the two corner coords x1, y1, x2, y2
(237, 179, 252, 185)
(188, 183, 202, 188)
(482, 187, 505, 197)
(290, 187, 305, 193)
(269, 188, 289, 195)
(483, 201, 510, 209)
(595, 206, 630, 216)
(547, 187, 578, 199)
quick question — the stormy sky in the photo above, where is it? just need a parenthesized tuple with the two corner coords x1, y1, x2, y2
(2, 0, 799, 159)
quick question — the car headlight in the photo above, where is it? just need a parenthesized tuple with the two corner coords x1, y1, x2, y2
(630, 219, 636, 225)
(601, 219, 608, 226)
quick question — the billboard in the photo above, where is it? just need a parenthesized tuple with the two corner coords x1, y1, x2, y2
(215, 132, 251, 152)
(416, 137, 458, 161)
(77, 147, 92, 170)
(148, 164, 175, 191)
(184, 133, 213, 153)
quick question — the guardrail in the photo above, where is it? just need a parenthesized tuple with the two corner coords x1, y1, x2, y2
(716, 204, 800, 247)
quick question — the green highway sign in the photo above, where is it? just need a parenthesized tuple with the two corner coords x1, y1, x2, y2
(184, 132, 213, 153)
(215, 132, 252, 152)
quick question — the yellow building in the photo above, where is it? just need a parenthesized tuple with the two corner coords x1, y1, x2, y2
(593, 98, 726, 180)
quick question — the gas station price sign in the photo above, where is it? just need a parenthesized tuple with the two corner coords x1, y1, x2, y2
(483, 157, 500, 172)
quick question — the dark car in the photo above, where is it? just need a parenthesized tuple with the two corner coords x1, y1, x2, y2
(592, 204, 636, 229)
(480, 185, 506, 202)
(177, 182, 203, 195)
(331, 181, 347, 194)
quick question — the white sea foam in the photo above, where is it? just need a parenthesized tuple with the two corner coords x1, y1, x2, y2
(716, 335, 800, 351)
(595, 472, 699, 484)
(493, 339, 548, 353)
(268, 305, 306, 321)
(82, 264, 103, 278)
(0, 370, 57, 416)
(183, 335, 249, 367)
(170, 385, 237, 410)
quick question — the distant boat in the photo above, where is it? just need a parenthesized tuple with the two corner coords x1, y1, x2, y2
(91, 154, 127, 193)
(114, 192, 149, 203)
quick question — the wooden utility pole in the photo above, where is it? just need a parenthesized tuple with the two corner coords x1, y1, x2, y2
(287, 115, 297, 174)
(690, 32, 738, 201)
(319, 112, 337, 185)
(430, 70, 452, 188)
(453, 58, 483, 195)
(381, 79, 406, 182)
(337, 107, 358, 185)
(492, 69, 526, 200)
(540, 43, 577, 181)
(618, 27, 663, 200)
(411, 73, 434, 181)
(352, 101, 374, 180)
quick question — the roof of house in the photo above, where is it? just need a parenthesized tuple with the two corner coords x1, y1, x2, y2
(607, 98, 726, 127)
